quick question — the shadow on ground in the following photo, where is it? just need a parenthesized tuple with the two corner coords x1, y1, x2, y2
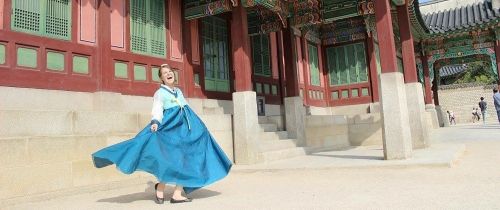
(97, 182, 221, 203)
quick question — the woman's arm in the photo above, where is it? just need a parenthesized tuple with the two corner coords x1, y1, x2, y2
(150, 90, 164, 131)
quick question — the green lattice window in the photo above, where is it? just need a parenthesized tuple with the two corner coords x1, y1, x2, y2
(202, 16, 230, 92)
(251, 34, 271, 77)
(308, 43, 320, 86)
(326, 42, 368, 86)
(11, 0, 71, 40)
(130, 0, 166, 57)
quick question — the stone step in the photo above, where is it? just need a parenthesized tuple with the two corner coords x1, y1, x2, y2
(258, 131, 289, 141)
(258, 116, 269, 124)
(258, 116, 285, 131)
(203, 107, 224, 115)
(259, 123, 278, 132)
(260, 147, 308, 163)
(258, 139, 298, 152)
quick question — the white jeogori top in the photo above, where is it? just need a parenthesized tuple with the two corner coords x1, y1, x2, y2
(151, 84, 189, 124)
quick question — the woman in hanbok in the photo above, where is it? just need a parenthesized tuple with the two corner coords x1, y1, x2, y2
(92, 64, 232, 204)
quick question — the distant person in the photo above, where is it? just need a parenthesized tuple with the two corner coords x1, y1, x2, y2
(447, 110, 456, 125)
(493, 88, 500, 124)
(472, 108, 479, 123)
(478, 97, 487, 124)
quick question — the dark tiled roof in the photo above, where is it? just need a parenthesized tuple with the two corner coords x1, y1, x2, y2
(422, 0, 500, 34)
(440, 65, 467, 77)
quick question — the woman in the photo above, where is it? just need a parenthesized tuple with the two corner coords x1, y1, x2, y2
(92, 64, 232, 204)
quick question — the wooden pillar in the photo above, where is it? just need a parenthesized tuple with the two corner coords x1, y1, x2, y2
(374, 0, 398, 73)
(97, 0, 112, 91)
(432, 69, 440, 106)
(1, 0, 11, 30)
(168, 0, 183, 62)
(282, 27, 300, 97)
(270, 32, 279, 79)
(375, 0, 412, 160)
(421, 54, 433, 105)
(301, 37, 310, 105)
(183, 19, 195, 97)
(366, 36, 380, 102)
(277, 30, 287, 101)
(397, 5, 418, 83)
(231, 4, 252, 91)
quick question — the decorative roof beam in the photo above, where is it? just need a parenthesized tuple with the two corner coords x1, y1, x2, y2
(184, 0, 234, 20)
(241, 0, 289, 28)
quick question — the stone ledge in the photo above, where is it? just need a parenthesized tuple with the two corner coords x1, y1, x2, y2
(232, 143, 466, 173)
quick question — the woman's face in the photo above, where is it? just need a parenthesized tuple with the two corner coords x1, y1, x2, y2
(160, 67, 175, 86)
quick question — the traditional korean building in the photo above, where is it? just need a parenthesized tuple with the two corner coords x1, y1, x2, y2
(0, 0, 499, 203)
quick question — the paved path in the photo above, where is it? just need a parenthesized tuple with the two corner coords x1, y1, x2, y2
(6, 123, 500, 210)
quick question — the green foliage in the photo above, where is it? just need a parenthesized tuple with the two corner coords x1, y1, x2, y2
(453, 62, 497, 85)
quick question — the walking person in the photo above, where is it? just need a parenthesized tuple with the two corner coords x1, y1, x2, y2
(92, 64, 232, 204)
(472, 108, 478, 123)
(494, 88, 500, 125)
(447, 110, 456, 125)
(479, 97, 487, 125)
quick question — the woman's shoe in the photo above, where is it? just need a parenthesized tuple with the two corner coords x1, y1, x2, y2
(170, 197, 193, 204)
(154, 183, 165, 204)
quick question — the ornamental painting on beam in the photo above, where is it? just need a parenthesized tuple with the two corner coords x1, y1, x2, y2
(321, 17, 367, 45)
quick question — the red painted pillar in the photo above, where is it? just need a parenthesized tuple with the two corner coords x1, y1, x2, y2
(97, 0, 112, 91)
(302, 37, 310, 105)
(270, 32, 279, 79)
(168, 0, 183, 62)
(1, 0, 10, 30)
(71, 0, 78, 42)
(183, 19, 195, 97)
(366, 36, 380, 102)
(282, 27, 300, 97)
(432, 70, 440, 106)
(231, 5, 252, 92)
(397, 5, 418, 83)
(421, 54, 433, 104)
(495, 38, 500, 87)
(374, 0, 398, 74)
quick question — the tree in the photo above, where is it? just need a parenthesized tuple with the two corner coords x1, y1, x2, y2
(453, 61, 497, 85)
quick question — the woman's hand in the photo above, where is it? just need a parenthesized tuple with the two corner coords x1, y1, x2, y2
(150, 124, 158, 132)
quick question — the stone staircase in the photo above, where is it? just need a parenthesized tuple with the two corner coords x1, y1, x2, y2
(256, 116, 309, 163)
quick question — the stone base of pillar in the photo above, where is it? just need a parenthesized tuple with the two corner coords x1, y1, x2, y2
(380, 72, 412, 160)
(425, 104, 440, 129)
(435, 105, 450, 127)
(232, 91, 261, 164)
(369, 102, 381, 113)
(405, 82, 430, 149)
(284, 96, 306, 146)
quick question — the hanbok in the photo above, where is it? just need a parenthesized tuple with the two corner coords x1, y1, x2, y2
(92, 85, 232, 193)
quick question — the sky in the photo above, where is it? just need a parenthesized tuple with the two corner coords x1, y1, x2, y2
(418, 0, 432, 2)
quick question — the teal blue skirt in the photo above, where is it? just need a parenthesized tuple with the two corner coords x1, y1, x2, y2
(92, 106, 232, 193)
